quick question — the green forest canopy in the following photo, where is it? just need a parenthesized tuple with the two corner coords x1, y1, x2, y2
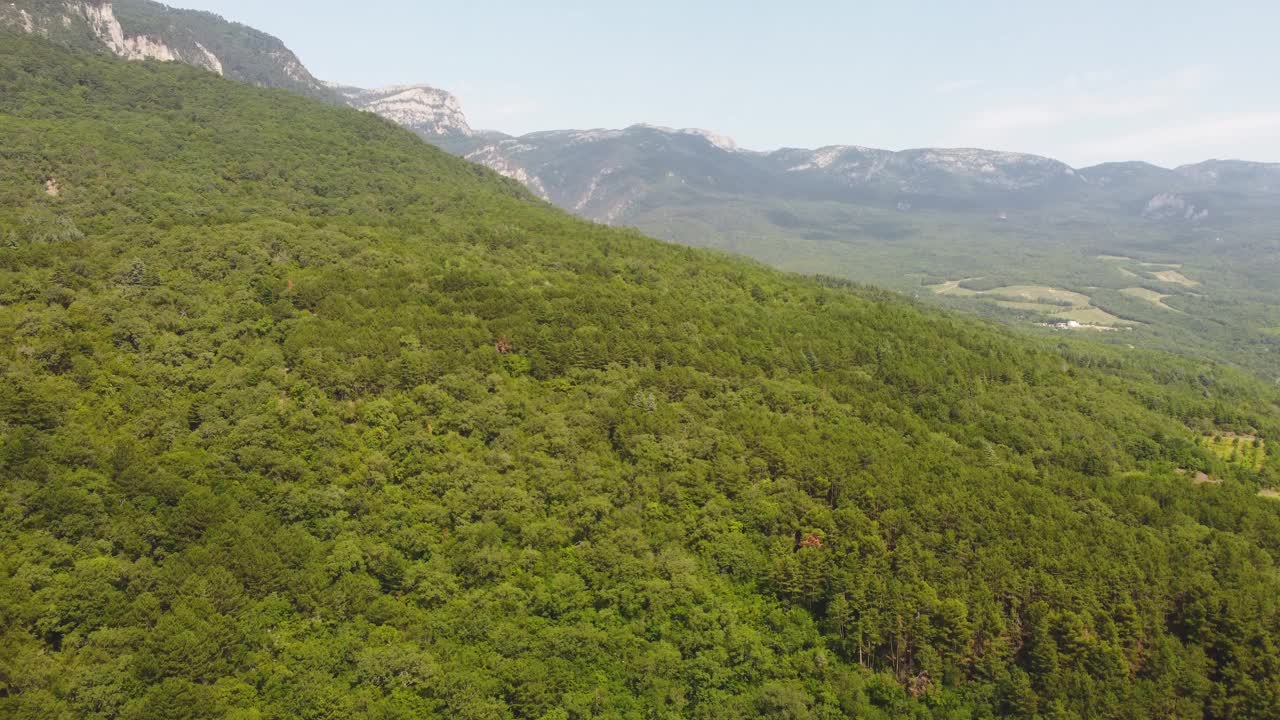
(2, 32, 1280, 719)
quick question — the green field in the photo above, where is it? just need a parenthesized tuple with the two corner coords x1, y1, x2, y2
(1205, 433, 1267, 471)
(931, 280, 1132, 327)
(1121, 286, 1175, 309)
(1153, 269, 1200, 287)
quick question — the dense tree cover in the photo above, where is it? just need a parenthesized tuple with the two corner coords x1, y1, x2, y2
(3, 34, 1280, 719)
(633, 184, 1280, 383)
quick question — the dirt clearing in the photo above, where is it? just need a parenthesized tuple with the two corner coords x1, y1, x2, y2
(1153, 270, 1199, 287)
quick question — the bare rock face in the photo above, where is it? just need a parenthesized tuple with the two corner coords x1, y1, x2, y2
(0, 1, 337, 97)
(3, 1, 475, 140)
(464, 142, 548, 200)
(1, 1, 224, 74)
(1144, 193, 1210, 222)
(332, 85, 474, 138)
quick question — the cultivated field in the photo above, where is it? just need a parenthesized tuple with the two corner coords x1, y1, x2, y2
(1122, 287, 1178, 311)
(1060, 307, 1134, 326)
(931, 280, 1132, 327)
(987, 285, 1092, 306)
(1204, 433, 1266, 472)
(1153, 270, 1200, 287)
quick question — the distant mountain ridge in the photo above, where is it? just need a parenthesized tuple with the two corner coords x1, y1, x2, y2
(450, 122, 1280, 225)
(6, 0, 1275, 224)
(9, 1, 1280, 381)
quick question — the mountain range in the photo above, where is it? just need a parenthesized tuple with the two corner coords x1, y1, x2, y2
(453, 130, 1280, 225)
(8, 0, 1276, 221)
(7, 0, 1280, 379)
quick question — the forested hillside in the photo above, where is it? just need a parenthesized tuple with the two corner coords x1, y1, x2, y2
(453, 127, 1280, 381)
(3, 33, 1280, 719)
(8, 4, 1278, 380)
(0, 0, 339, 101)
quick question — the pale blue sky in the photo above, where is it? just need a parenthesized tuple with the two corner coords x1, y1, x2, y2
(185, 0, 1278, 167)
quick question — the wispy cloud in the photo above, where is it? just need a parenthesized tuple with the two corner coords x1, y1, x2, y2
(935, 78, 983, 94)
(490, 100, 542, 118)
(1164, 65, 1211, 92)
(1070, 111, 1280, 162)
(465, 97, 543, 130)
(968, 66, 1212, 132)
(466, 97, 542, 117)
(943, 65, 1280, 164)
(973, 94, 1170, 131)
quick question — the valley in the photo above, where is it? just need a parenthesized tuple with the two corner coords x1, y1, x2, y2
(929, 280, 1131, 329)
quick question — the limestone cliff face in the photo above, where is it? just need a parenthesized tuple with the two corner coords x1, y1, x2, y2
(2, 0, 475, 135)
(1, 0, 337, 100)
(332, 84, 474, 138)
(2, 1, 222, 74)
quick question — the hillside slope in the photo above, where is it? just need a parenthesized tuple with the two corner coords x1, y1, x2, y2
(8, 3, 1278, 379)
(467, 125, 1279, 380)
(443, 124, 1280, 381)
(0, 0, 475, 125)
(3, 33, 1280, 720)
(0, 0, 339, 100)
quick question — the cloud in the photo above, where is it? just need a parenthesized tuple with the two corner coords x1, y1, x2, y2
(1063, 70, 1115, 92)
(935, 78, 983, 94)
(1069, 111, 1280, 162)
(463, 97, 544, 132)
(1165, 65, 1211, 92)
(973, 94, 1171, 131)
(938, 65, 1280, 165)
(968, 66, 1212, 131)
(492, 100, 541, 117)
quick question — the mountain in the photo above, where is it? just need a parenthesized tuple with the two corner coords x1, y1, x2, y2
(332, 83, 474, 138)
(7, 1, 1277, 219)
(12, 2, 1272, 215)
(0, 0, 473, 127)
(456, 123, 1280, 222)
(764, 145, 1085, 201)
(6, 31, 1280, 719)
(455, 125, 783, 221)
(1077, 160, 1177, 184)
(447, 122, 1280, 379)
(448, 127, 1095, 225)
(0, 0, 337, 99)
(10, 2, 1280, 381)
(1179, 159, 1280, 193)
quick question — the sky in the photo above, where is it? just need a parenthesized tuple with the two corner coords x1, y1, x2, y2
(183, 0, 1279, 167)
